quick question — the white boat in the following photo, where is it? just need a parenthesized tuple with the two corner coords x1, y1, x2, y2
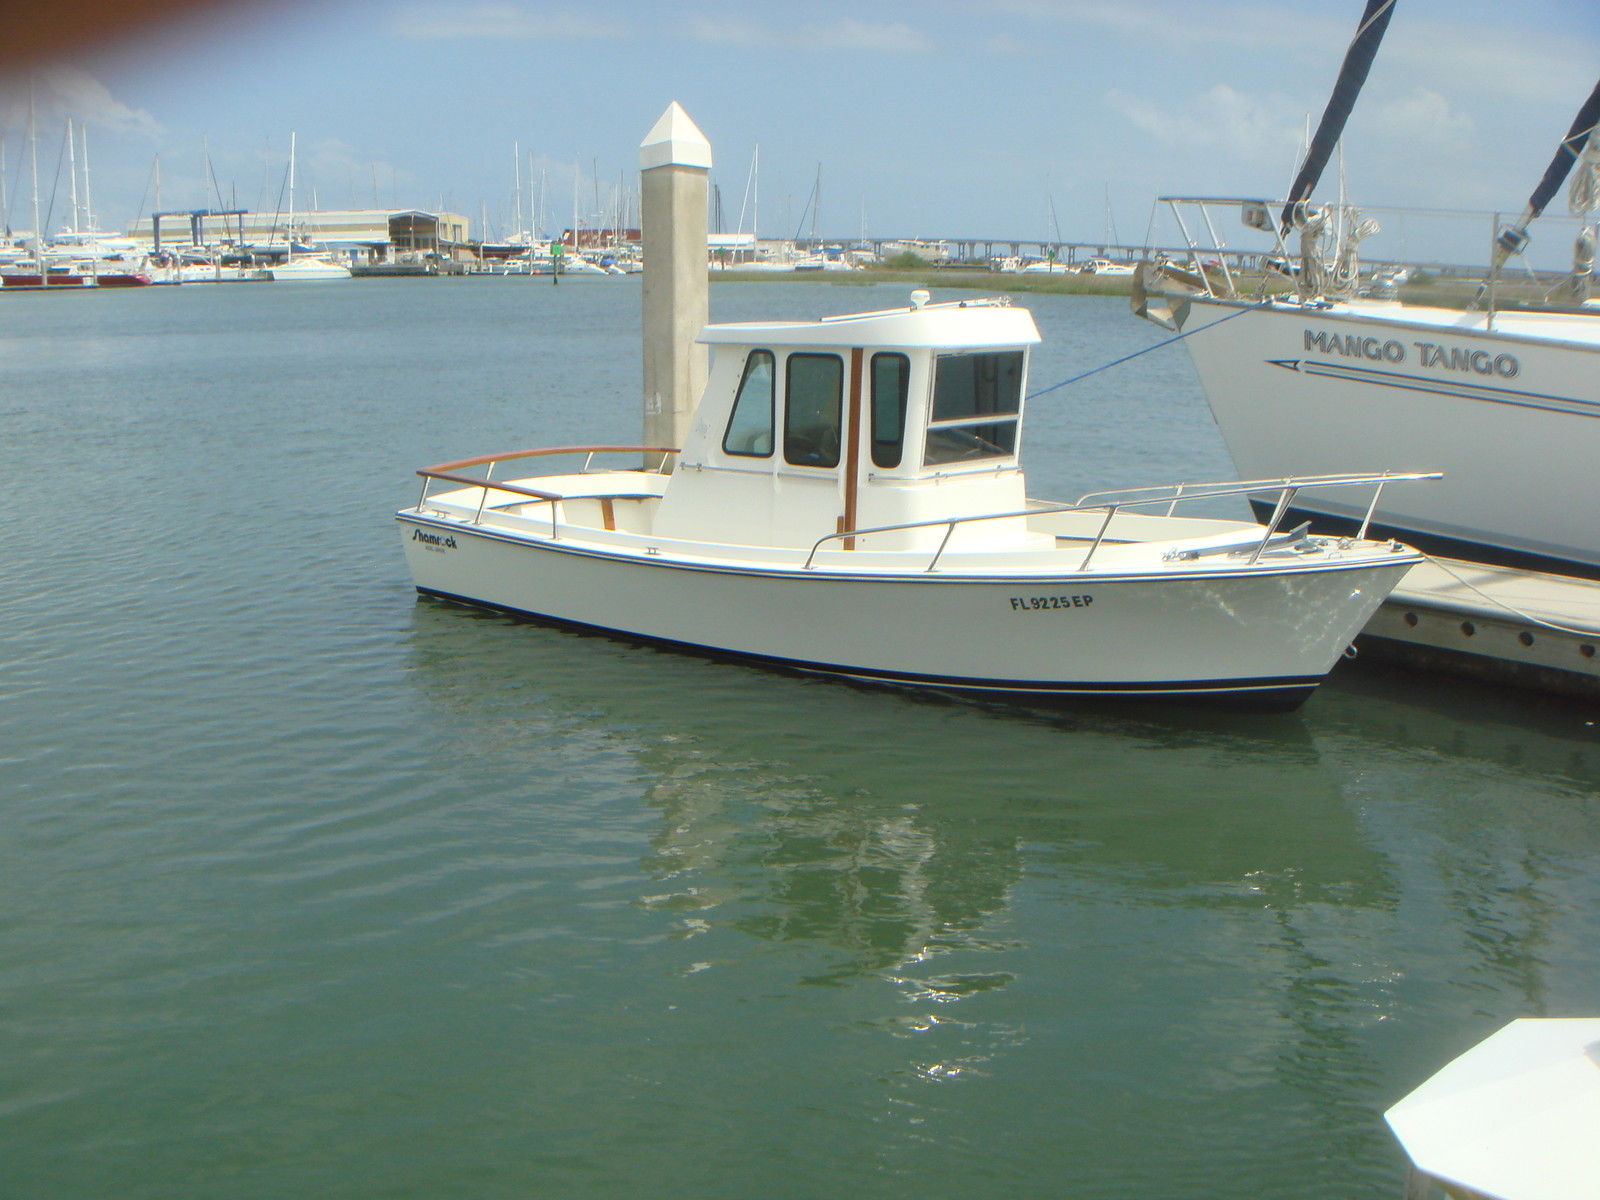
(266, 256, 352, 282)
(397, 294, 1427, 710)
(557, 254, 609, 275)
(264, 132, 352, 283)
(1144, 253, 1600, 575)
(1137, 56, 1600, 576)
(1077, 258, 1135, 276)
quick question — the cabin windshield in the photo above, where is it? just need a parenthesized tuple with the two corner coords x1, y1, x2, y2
(924, 350, 1024, 466)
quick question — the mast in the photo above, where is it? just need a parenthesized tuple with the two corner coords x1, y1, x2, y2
(28, 90, 42, 272)
(81, 124, 93, 233)
(287, 130, 297, 261)
(66, 117, 80, 233)
(1493, 77, 1600, 265)
(1280, 0, 1397, 230)
(534, 150, 547, 244)
(812, 164, 820, 247)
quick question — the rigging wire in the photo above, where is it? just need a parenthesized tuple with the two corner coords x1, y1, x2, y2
(1025, 300, 1266, 400)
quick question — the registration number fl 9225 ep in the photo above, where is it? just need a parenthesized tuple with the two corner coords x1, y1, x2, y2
(1009, 594, 1094, 612)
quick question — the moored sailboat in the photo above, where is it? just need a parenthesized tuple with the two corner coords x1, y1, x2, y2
(1135, 1, 1600, 578)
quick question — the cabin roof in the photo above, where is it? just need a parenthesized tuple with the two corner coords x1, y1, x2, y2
(698, 297, 1041, 350)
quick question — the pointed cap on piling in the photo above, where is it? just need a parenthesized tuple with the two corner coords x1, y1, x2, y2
(639, 101, 713, 171)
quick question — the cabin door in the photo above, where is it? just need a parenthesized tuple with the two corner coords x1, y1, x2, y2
(843, 350, 911, 548)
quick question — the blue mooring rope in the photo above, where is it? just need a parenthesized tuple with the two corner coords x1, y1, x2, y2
(1024, 300, 1268, 401)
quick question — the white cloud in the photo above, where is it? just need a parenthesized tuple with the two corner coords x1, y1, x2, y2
(1381, 17, 1593, 107)
(1365, 87, 1474, 152)
(0, 67, 163, 138)
(1108, 83, 1304, 163)
(947, 0, 1592, 108)
(685, 14, 933, 53)
(391, 3, 631, 41)
(945, 0, 1346, 58)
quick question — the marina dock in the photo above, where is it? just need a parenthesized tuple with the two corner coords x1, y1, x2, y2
(1360, 558, 1600, 699)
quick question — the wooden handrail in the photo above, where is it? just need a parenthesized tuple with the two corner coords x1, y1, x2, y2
(419, 444, 679, 474)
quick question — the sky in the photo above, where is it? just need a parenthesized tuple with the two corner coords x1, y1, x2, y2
(3, 0, 1598, 262)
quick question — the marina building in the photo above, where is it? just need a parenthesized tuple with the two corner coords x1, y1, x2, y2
(125, 208, 472, 263)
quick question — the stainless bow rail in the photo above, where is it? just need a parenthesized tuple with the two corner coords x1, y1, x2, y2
(801, 470, 1440, 572)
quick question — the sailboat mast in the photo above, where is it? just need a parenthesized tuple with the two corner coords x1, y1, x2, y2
(66, 117, 80, 233)
(811, 163, 820, 247)
(81, 124, 93, 233)
(287, 130, 297, 261)
(28, 91, 42, 271)
(1494, 77, 1600, 265)
(1280, 0, 1396, 229)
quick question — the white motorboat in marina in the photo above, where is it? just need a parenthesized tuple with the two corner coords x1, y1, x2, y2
(398, 294, 1428, 710)
(265, 255, 352, 282)
(1077, 258, 1135, 276)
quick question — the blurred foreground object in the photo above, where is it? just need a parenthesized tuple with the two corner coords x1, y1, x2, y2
(0, 0, 268, 68)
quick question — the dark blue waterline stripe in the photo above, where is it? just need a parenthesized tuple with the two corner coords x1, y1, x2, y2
(415, 586, 1324, 700)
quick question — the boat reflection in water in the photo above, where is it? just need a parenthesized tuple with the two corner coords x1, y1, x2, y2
(403, 596, 1599, 1195)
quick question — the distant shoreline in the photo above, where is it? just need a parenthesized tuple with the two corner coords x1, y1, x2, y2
(709, 268, 1138, 296)
(710, 267, 1530, 310)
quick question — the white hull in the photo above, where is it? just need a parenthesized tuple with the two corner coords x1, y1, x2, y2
(397, 510, 1412, 706)
(1180, 297, 1600, 575)
(266, 258, 352, 281)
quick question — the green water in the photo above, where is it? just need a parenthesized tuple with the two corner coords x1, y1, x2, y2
(1, 278, 1596, 1199)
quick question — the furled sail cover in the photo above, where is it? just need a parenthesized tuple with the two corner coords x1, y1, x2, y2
(1528, 78, 1600, 220)
(1279, 0, 1397, 231)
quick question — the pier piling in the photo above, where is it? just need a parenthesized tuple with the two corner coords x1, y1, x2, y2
(639, 102, 712, 470)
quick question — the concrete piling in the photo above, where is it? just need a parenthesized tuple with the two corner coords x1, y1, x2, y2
(639, 102, 712, 470)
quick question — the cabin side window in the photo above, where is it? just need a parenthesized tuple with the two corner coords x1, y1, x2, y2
(783, 353, 844, 468)
(722, 350, 775, 457)
(924, 350, 1024, 466)
(869, 353, 910, 469)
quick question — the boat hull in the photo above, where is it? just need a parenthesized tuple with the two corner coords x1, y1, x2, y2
(1181, 297, 1600, 577)
(266, 260, 352, 281)
(397, 513, 1413, 709)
